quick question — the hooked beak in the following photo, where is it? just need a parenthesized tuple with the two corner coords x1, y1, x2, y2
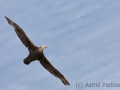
(44, 46, 47, 48)
(40, 45, 48, 49)
(42, 45, 47, 49)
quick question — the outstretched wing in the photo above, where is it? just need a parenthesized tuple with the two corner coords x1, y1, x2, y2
(38, 54, 70, 86)
(5, 16, 37, 51)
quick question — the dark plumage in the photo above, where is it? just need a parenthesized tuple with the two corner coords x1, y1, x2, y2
(5, 16, 70, 86)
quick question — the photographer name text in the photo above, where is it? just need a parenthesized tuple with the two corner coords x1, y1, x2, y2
(76, 82, 120, 89)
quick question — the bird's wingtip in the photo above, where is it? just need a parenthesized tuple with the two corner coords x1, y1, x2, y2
(61, 78, 70, 86)
(5, 16, 15, 27)
(5, 16, 9, 21)
(5, 16, 8, 19)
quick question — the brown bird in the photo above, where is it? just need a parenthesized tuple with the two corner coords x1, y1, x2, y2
(5, 16, 70, 86)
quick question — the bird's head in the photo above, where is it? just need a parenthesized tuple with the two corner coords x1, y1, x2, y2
(40, 45, 47, 50)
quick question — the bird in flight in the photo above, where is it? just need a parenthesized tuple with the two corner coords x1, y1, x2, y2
(5, 16, 70, 86)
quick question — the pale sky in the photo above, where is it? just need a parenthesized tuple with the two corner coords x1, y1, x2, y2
(0, 0, 120, 90)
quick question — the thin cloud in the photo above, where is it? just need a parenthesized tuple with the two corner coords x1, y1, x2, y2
(0, 0, 120, 90)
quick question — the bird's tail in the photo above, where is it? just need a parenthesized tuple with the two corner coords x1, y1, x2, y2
(23, 55, 33, 65)
(61, 77, 70, 86)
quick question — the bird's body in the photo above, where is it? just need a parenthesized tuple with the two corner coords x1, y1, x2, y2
(24, 45, 47, 65)
(5, 16, 70, 86)
(24, 47, 42, 64)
